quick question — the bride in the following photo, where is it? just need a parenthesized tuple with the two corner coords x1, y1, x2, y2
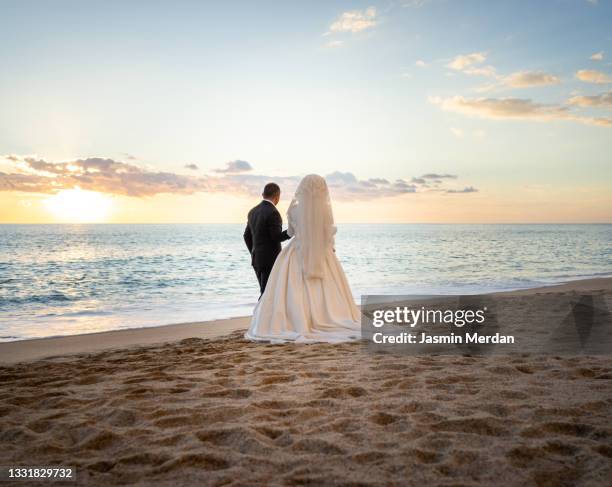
(245, 174, 361, 343)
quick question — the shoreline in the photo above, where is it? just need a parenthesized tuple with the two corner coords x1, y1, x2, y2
(0, 316, 250, 364)
(1, 276, 611, 365)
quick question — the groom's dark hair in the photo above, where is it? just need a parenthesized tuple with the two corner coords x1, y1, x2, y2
(262, 183, 280, 199)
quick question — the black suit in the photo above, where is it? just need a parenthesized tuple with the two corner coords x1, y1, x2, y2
(244, 200, 290, 296)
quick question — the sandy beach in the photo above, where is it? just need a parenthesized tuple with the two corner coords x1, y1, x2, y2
(1, 278, 611, 485)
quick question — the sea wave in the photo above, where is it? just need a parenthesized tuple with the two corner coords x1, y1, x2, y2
(1, 223, 610, 341)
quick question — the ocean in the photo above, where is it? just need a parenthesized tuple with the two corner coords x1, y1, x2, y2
(1, 223, 611, 341)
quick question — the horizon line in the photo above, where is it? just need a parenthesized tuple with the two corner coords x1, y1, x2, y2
(1, 222, 611, 226)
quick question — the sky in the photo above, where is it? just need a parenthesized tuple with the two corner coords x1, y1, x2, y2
(1, 0, 611, 223)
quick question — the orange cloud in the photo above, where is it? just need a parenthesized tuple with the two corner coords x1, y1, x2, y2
(568, 91, 612, 108)
(1, 156, 478, 201)
(575, 69, 612, 84)
(501, 70, 561, 88)
(430, 96, 612, 127)
(327, 7, 377, 34)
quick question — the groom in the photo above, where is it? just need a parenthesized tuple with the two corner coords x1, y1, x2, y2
(244, 183, 291, 297)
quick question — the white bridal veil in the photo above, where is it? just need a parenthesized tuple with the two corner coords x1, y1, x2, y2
(287, 174, 335, 280)
(245, 173, 360, 343)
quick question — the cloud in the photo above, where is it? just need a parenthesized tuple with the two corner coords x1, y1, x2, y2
(326, 40, 344, 48)
(446, 186, 478, 194)
(392, 179, 417, 193)
(575, 69, 612, 84)
(463, 65, 497, 77)
(325, 171, 358, 185)
(476, 70, 560, 92)
(327, 7, 377, 34)
(590, 51, 604, 61)
(214, 160, 253, 173)
(415, 60, 427, 67)
(1, 157, 213, 197)
(430, 95, 612, 127)
(448, 52, 559, 92)
(421, 173, 457, 180)
(501, 70, 561, 88)
(0, 171, 57, 193)
(410, 174, 474, 193)
(368, 178, 389, 184)
(184, 164, 199, 170)
(447, 52, 498, 80)
(1, 156, 478, 200)
(568, 91, 612, 108)
(330, 175, 418, 196)
(403, 0, 430, 7)
(325, 173, 418, 196)
(447, 52, 487, 71)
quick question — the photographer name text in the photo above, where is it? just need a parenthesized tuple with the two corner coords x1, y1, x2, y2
(372, 332, 514, 344)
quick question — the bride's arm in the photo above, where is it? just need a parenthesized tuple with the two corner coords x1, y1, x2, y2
(287, 205, 296, 237)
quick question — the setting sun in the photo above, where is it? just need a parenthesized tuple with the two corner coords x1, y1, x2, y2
(44, 188, 112, 222)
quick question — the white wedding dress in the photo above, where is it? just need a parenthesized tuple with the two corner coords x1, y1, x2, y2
(245, 175, 361, 343)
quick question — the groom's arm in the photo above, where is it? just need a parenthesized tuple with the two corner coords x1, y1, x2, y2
(243, 223, 253, 253)
(267, 211, 290, 242)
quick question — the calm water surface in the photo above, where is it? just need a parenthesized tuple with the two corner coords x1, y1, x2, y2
(1, 224, 610, 341)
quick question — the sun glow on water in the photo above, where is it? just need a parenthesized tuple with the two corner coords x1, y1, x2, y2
(44, 188, 112, 222)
